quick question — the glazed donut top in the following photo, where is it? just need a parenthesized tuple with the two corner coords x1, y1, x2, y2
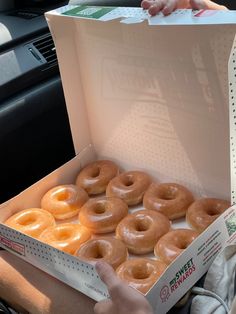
(79, 196, 128, 234)
(4, 208, 56, 238)
(154, 228, 199, 265)
(116, 209, 171, 254)
(75, 236, 128, 269)
(76, 160, 119, 195)
(143, 182, 194, 220)
(106, 170, 151, 206)
(41, 184, 88, 220)
(116, 258, 167, 294)
(39, 223, 91, 255)
(186, 198, 231, 232)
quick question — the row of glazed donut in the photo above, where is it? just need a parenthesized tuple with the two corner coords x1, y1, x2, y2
(76, 160, 193, 217)
(76, 236, 168, 294)
(75, 159, 150, 204)
(3, 205, 168, 256)
(3, 202, 228, 296)
(3, 207, 194, 294)
(76, 159, 231, 230)
(46, 161, 231, 234)
(76, 159, 152, 206)
(4, 159, 231, 238)
(40, 182, 230, 234)
(3, 158, 231, 248)
(3, 207, 195, 264)
(4, 195, 230, 271)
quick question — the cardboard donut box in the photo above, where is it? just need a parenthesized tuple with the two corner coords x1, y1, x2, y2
(1, 5, 236, 313)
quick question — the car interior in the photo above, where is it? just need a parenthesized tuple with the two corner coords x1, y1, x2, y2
(0, 0, 148, 205)
(0, 0, 236, 313)
(0, 0, 76, 204)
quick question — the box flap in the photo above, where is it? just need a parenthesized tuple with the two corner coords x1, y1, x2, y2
(50, 5, 236, 25)
(45, 7, 236, 200)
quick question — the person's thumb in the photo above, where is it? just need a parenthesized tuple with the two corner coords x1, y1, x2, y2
(95, 261, 122, 294)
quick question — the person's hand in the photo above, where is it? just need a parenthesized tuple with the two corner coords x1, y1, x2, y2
(141, 0, 190, 16)
(94, 261, 153, 314)
(190, 0, 228, 10)
(141, 0, 228, 16)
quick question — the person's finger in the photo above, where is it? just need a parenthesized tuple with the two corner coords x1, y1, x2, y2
(141, 0, 155, 10)
(96, 261, 153, 313)
(95, 261, 140, 301)
(93, 299, 114, 314)
(148, 0, 166, 16)
(95, 261, 122, 292)
(162, 0, 178, 15)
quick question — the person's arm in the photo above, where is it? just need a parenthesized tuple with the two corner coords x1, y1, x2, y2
(0, 250, 95, 314)
(190, 0, 227, 9)
(94, 261, 153, 314)
(141, 0, 228, 16)
(0, 250, 152, 314)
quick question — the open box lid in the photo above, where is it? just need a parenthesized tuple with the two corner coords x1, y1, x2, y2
(45, 6, 236, 201)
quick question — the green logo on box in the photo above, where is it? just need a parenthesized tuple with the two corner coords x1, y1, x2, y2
(226, 214, 236, 236)
(62, 6, 116, 19)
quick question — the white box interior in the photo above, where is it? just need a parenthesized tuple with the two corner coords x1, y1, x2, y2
(46, 15, 236, 201)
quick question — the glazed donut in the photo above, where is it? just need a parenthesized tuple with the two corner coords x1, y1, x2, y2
(116, 258, 167, 294)
(106, 171, 151, 206)
(79, 196, 128, 234)
(186, 198, 231, 233)
(41, 184, 88, 220)
(39, 223, 91, 255)
(75, 236, 128, 269)
(4, 208, 55, 238)
(154, 228, 199, 265)
(76, 160, 119, 195)
(143, 183, 194, 220)
(116, 209, 170, 254)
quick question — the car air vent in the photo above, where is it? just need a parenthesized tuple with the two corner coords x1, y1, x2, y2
(32, 34, 57, 66)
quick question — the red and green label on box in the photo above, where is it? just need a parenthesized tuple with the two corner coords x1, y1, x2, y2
(62, 6, 116, 19)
